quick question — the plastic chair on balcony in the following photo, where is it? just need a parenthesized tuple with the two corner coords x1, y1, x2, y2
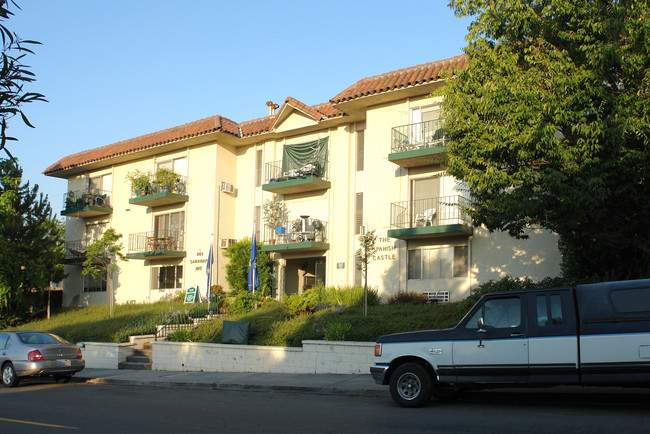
(424, 208, 436, 226)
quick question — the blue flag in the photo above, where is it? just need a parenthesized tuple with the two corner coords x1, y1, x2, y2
(206, 242, 213, 301)
(248, 230, 259, 293)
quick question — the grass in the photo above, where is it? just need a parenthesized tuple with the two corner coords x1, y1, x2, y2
(5, 301, 190, 343)
(3, 298, 469, 346)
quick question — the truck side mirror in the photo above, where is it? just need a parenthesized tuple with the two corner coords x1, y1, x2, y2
(477, 317, 486, 332)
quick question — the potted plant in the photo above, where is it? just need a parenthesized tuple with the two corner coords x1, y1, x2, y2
(312, 218, 324, 242)
(262, 196, 287, 243)
(154, 168, 180, 193)
(291, 217, 303, 240)
(126, 170, 152, 196)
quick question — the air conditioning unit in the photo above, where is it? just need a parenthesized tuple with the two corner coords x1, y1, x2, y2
(219, 238, 237, 249)
(220, 182, 234, 194)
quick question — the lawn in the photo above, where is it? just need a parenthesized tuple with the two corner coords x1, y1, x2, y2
(3, 298, 470, 345)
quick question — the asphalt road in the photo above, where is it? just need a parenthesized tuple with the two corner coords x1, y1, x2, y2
(2, 379, 650, 433)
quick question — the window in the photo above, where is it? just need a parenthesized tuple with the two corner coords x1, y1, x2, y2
(155, 211, 185, 236)
(408, 246, 468, 279)
(466, 297, 521, 329)
(536, 294, 564, 327)
(411, 104, 444, 144)
(610, 287, 650, 313)
(355, 192, 363, 234)
(255, 149, 263, 187)
(255, 206, 261, 241)
(157, 157, 187, 176)
(151, 265, 183, 290)
(90, 173, 112, 193)
(356, 130, 364, 172)
(84, 273, 106, 292)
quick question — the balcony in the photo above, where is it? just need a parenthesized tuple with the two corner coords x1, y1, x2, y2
(61, 189, 112, 218)
(261, 217, 329, 253)
(387, 195, 473, 239)
(389, 119, 448, 167)
(64, 240, 88, 265)
(262, 157, 330, 195)
(126, 230, 186, 260)
(129, 174, 188, 207)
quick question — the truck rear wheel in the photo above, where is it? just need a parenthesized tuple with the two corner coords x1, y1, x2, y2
(389, 363, 432, 407)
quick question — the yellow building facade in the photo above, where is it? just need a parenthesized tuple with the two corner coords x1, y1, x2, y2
(45, 55, 561, 307)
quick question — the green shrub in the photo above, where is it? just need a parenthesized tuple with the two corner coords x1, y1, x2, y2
(283, 285, 380, 314)
(387, 291, 429, 305)
(167, 329, 193, 342)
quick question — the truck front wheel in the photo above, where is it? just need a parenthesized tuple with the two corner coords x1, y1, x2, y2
(389, 363, 432, 407)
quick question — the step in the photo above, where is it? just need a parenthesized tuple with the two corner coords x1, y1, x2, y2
(118, 361, 152, 370)
(126, 355, 151, 363)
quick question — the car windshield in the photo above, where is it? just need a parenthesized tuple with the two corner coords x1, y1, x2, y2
(17, 332, 68, 345)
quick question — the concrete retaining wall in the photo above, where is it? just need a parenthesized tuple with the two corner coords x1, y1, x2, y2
(80, 340, 376, 374)
(78, 342, 133, 369)
(152, 340, 375, 374)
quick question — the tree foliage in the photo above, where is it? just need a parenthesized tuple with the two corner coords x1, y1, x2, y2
(0, 1, 46, 160)
(82, 228, 126, 317)
(0, 158, 64, 314)
(443, 0, 650, 282)
(223, 237, 273, 297)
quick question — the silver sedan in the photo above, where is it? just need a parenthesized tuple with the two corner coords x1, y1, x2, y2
(0, 331, 85, 387)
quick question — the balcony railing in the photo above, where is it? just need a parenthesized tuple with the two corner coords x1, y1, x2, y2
(128, 230, 185, 253)
(390, 195, 471, 229)
(63, 188, 112, 214)
(263, 156, 329, 184)
(391, 119, 445, 153)
(262, 217, 328, 244)
(64, 240, 88, 261)
(129, 174, 187, 198)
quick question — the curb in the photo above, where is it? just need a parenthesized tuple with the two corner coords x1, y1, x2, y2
(82, 376, 388, 398)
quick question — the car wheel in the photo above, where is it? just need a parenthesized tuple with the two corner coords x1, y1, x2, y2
(2, 363, 19, 388)
(389, 362, 432, 408)
(54, 374, 72, 384)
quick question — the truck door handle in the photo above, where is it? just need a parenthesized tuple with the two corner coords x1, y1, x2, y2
(510, 333, 526, 338)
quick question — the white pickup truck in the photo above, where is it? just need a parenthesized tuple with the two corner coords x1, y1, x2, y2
(371, 278, 650, 407)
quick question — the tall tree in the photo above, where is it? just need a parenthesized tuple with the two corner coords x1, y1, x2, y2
(82, 228, 126, 317)
(0, 1, 46, 160)
(443, 0, 650, 282)
(0, 158, 64, 314)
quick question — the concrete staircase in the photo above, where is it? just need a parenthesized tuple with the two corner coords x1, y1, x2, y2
(118, 341, 152, 370)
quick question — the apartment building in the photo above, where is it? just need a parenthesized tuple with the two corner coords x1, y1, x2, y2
(44, 54, 561, 307)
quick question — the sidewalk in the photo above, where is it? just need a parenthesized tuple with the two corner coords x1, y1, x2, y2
(75, 369, 389, 398)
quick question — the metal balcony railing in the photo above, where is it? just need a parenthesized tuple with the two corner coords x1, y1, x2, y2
(63, 188, 112, 211)
(128, 230, 185, 253)
(390, 195, 471, 229)
(263, 217, 328, 244)
(64, 240, 88, 260)
(263, 156, 329, 183)
(391, 119, 446, 153)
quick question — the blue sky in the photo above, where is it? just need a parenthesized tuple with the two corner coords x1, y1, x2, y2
(9, 1, 471, 213)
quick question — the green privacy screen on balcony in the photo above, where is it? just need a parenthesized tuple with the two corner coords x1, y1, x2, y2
(281, 137, 328, 177)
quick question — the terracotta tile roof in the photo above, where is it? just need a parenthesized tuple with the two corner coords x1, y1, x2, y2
(330, 54, 467, 104)
(44, 114, 239, 175)
(240, 115, 277, 138)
